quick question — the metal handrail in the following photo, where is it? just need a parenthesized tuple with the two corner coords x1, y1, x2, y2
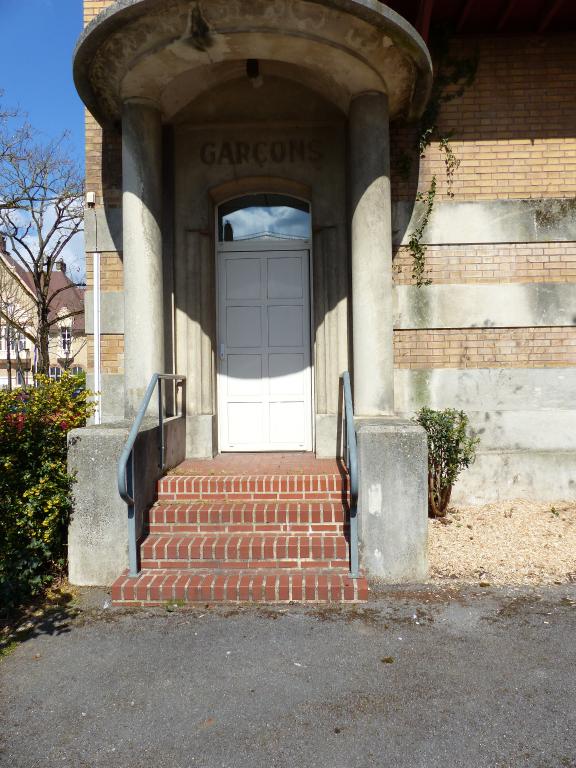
(342, 371, 359, 578)
(118, 373, 186, 577)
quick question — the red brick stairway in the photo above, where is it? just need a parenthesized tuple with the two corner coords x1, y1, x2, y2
(111, 454, 368, 605)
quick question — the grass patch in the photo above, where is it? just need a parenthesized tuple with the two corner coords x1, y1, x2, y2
(0, 639, 18, 660)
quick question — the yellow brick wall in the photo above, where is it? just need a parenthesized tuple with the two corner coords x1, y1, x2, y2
(393, 243, 576, 285)
(391, 36, 576, 202)
(82, 12, 576, 208)
(390, 35, 576, 374)
(84, 0, 114, 26)
(86, 252, 124, 292)
(85, 113, 102, 205)
(84, 1, 121, 206)
(394, 328, 576, 369)
(88, 334, 124, 375)
(82, 1, 576, 380)
(85, 112, 122, 209)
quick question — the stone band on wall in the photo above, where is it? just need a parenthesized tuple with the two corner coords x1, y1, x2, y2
(85, 211, 123, 254)
(393, 197, 576, 246)
(394, 366, 576, 501)
(86, 372, 125, 423)
(451, 451, 576, 504)
(85, 291, 124, 335)
(394, 283, 576, 329)
(394, 367, 576, 412)
(86, 200, 576, 258)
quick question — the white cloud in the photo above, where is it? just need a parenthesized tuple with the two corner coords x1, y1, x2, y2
(3, 203, 85, 283)
(223, 206, 310, 240)
(60, 231, 85, 283)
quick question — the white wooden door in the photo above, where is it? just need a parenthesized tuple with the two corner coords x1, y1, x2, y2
(217, 243, 313, 451)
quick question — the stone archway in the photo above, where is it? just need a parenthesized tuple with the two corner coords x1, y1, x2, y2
(72, 0, 433, 584)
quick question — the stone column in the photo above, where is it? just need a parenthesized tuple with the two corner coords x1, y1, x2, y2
(349, 92, 394, 415)
(349, 93, 428, 582)
(122, 98, 164, 415)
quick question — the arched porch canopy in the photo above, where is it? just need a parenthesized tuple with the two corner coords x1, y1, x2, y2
(74, 0, 432, 124)
(74, 0, 434, 422)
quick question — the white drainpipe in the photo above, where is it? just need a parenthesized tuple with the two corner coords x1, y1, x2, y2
(92, 205, 102, 424)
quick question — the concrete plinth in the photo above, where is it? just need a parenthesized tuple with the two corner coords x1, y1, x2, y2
(356, 417, 428, 582)
(68, 417, 185, 585)
(69, 425, 135, 585)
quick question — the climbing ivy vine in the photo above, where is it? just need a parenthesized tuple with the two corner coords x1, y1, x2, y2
(403, 35, 478, 287)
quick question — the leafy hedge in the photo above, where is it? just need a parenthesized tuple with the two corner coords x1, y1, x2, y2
(0, 374, 94, 610)
(416, 407, 479, 518)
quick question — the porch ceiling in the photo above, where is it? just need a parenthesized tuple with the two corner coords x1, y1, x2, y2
(74, 0, 432, 125)
(385, 0, 576, 42)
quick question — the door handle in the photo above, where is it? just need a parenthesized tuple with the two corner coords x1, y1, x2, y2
(219, 343, 225, 360)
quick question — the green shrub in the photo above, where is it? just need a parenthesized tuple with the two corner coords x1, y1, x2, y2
(415, 407, 479, 518)
(0, 374, 94, 610)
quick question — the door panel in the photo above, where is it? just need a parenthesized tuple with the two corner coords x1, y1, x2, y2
(226, 306, 262, 347)
(268, 353, 305, 395)
(218, 246, 312, 451)
(226, 258, 261, 299)
(268, 257, 303, 299)
(268, 305, 304, 347)
(227, 402, 264, 445)
(269, 401, 305, 445)
(227, 355, 263, 395)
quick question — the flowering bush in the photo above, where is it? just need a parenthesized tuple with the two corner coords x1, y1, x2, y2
(0, 374, 94, 609)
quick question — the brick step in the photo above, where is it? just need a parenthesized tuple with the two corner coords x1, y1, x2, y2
(140, 533, 350, 569)
(157, 473, 347, 502)
(148, 500, 347, 533)
(150, 521, 346, 534)
(111, 568, 368, 605)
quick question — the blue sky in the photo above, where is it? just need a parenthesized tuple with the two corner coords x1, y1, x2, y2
(1, 0, 85, 274)
(1, 0, 84, 160)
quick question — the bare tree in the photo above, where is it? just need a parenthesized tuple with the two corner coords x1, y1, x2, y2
(0, 99, 84, 373)
(0, 97, 30, 167)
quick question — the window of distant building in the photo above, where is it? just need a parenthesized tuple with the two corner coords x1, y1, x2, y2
(49, 366, 62, 381)
(9, 331, 25, 353)
(61, 327, 72, 354)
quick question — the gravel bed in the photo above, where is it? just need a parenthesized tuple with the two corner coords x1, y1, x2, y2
(429, 499, 576, 585)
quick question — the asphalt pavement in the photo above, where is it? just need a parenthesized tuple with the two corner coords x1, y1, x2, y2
(1, 584, 575, 768)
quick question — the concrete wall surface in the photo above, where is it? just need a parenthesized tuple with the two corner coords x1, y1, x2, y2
(394, 368, 576, 502)
(395, 283, 576, 330)
(86, 372, 125, 424)
(393, 197, 576, 246)
(68, 416, 186, 585)
(395, 367, 576, 414)
(453, 450, 576, 504)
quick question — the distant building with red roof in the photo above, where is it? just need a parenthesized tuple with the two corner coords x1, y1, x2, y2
(0, 238, 86, 387)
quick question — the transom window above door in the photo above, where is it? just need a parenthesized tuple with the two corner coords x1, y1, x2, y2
(218, 194, 310, 243)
